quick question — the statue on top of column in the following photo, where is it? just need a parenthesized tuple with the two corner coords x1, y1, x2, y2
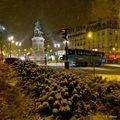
(34, 19, 42, 37)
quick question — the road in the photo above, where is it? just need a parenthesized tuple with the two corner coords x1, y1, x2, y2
(47, 62, 120, 81)
(47, 62, 120, 73)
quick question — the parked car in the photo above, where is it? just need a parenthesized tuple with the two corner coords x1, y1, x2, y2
(4, 57, 20, 64)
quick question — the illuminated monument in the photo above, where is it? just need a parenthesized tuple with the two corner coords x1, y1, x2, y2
(32, 20, 45, 64)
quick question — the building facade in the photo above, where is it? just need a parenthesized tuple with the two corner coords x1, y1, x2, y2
(68, 18, 120, 63)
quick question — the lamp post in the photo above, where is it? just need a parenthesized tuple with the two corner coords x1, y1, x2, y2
(112, 47, 116, 63)
(63, 40, 69, 69)
(87, 31, 96, 77)
(54, 43, 60, 63)
(0, 25, 5, 61)
(8, 36, 14, 58)
(16, 41, 22, 58)
(16, 41, 22, 47)
(87, 32, 93, 54)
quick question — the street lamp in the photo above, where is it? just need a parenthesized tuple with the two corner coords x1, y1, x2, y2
(87, 31, 93, 39)
(16, 41, 22, 57)
(64, 40, 69, 69)
(8, 36, 14, 58)
(87, 31, 96, 77)
(54, 43, 60, 63)
(0, 25, 5, 61)
(16, 41, 22, 47)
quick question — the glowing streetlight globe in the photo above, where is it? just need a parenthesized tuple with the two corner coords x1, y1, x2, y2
(87, 31, 93, 38)
(8, 36, 14, 41)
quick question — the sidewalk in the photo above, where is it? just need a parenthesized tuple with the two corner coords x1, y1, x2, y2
(38, 62, 120, 81)
(97, 74, 120, 81)
(47, 62, 64, 67)
(102, 63, 120, 67)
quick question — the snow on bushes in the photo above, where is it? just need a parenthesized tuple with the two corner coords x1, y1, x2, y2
(10, 60, 120, 119)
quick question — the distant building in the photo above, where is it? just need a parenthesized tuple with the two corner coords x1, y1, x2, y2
(68, 18, 120, 63)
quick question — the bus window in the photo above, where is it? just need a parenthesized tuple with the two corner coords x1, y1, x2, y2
(68, 49, 75, 55)
(67, 48, 105, 67)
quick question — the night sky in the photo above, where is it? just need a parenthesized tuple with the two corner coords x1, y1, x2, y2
(0, 0, 119, 48)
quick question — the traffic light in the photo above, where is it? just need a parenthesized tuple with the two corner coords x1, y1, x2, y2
(60, 29, 67, 40)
